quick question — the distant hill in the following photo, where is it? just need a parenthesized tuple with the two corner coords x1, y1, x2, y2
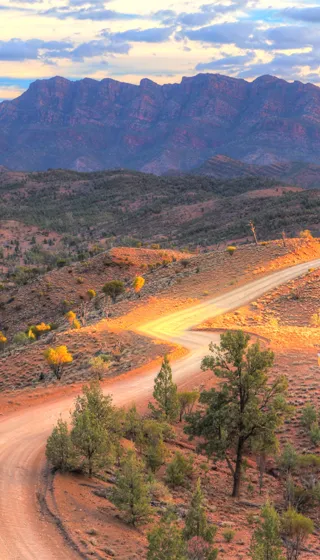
(194, 155, 320, 190)
(2, 74, 320, 172)
(0, 168, 319, 247)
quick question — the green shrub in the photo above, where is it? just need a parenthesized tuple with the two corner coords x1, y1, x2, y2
(222, 529, 235, 543)
(166, 452, 193, 487)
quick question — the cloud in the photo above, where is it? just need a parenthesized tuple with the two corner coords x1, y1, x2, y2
(183, 22, 264, 49)
(282, 6, 320, 23)
(266, 25, 320, 50)
(153, 1, 250, 27)
(238, 51, 320, 80)
(0, 38, 72, 61)
(106, 27, 174, 44)
(67, 39, 130, 60)
(43, 6, 139, 21)
(196, 53, 255, 71)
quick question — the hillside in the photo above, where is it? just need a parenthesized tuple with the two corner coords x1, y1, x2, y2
(195, 155, 320, 189)
(1, 168, 319, 254)
(3, 74, 320, 172)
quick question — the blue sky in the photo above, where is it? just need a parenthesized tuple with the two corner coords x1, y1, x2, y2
(0, 0, 320, 100)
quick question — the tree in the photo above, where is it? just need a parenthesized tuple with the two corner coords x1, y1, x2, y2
(71, 407, 110, 476)
(149, 356, 179, 422)
(102, 280, 125, 303)
(184, 479, 217, 546)
(281, 508, 314, 560)
(133, 276, 145, 294)
(44, 345, 73, 379)
(124, 404, 142, 441)
(186, 331, 289, 497)
(46, 418, 76, 471)
(178, 391, 200, 422)
(250, 501, 284, 560)
(71, 382, 119, 476)
(112, 450, 151, 525)
(147, 512, 186, 560)
(166, 452, 193, 487)
(136, 417, 169, 472)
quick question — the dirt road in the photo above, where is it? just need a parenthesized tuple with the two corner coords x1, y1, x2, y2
(1, 258, 320, 559)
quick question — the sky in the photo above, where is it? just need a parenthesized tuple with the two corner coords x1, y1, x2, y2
(0, 0, 320, 100)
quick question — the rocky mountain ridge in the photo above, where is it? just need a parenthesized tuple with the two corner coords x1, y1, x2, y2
(2, 73, 320, 172)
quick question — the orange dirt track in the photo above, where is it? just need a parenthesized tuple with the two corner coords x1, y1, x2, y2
(1, 258, 320, 559)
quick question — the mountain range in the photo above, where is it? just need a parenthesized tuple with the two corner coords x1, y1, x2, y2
(2, 73, 320, 173)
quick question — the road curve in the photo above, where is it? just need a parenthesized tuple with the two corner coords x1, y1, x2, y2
(1, 257, 320, 559)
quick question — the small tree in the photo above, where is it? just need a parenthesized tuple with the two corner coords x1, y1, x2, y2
(278, 444, 299, 475)
(89, 356, 110, 380)
(300, 403, 317, 431)
(44, 345, 73, 379)
(124, 404, 143, 441)
(145, 437, 168, 473)
(186, 331, 289, 497)
(112, 450, 151, 525)
(250, 501, 284, 560)
(46, 418, 76, 471)
(102, 280, 125, 303)
(281, 508, 314, 560)
(149, 356, 179, 422)
(71, 382, 119, 475)
(147, 512, 186, 560)
(133, 276, 145, 294)
(71, 407, 110, 476)
(178, 391, 200, 422)
(0, 330, 7, 350)
(184, 479, 217, 545)
(166, 452, 193, 487)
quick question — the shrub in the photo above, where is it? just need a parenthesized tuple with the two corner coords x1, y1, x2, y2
(187, 536, 218, 560)
(46, 418, 76, 471)
(89, 356, 110, 380)
(13, 331, 31, 346)
(102, 280, 125, 303)
(44, 345, 73, 380)
(281, 508, 314, 560)
(147, 512, 185, 560)
(301, 403, 317, 430)
(87, 289, 96, 300)
(278, 444, 299, 474)
(310, 422, 320, 445)
(310, 310, 320, 327)
(133, 276, 145, 294)
(222, 530, 235, 543)
(166, 452, 193, 487)
(0, 331, 8, 349)
(226, 246, 236, 255)
(299, 230, 313, 239)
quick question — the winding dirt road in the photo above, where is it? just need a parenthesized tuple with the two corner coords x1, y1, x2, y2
(1, 258, 320, 559)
